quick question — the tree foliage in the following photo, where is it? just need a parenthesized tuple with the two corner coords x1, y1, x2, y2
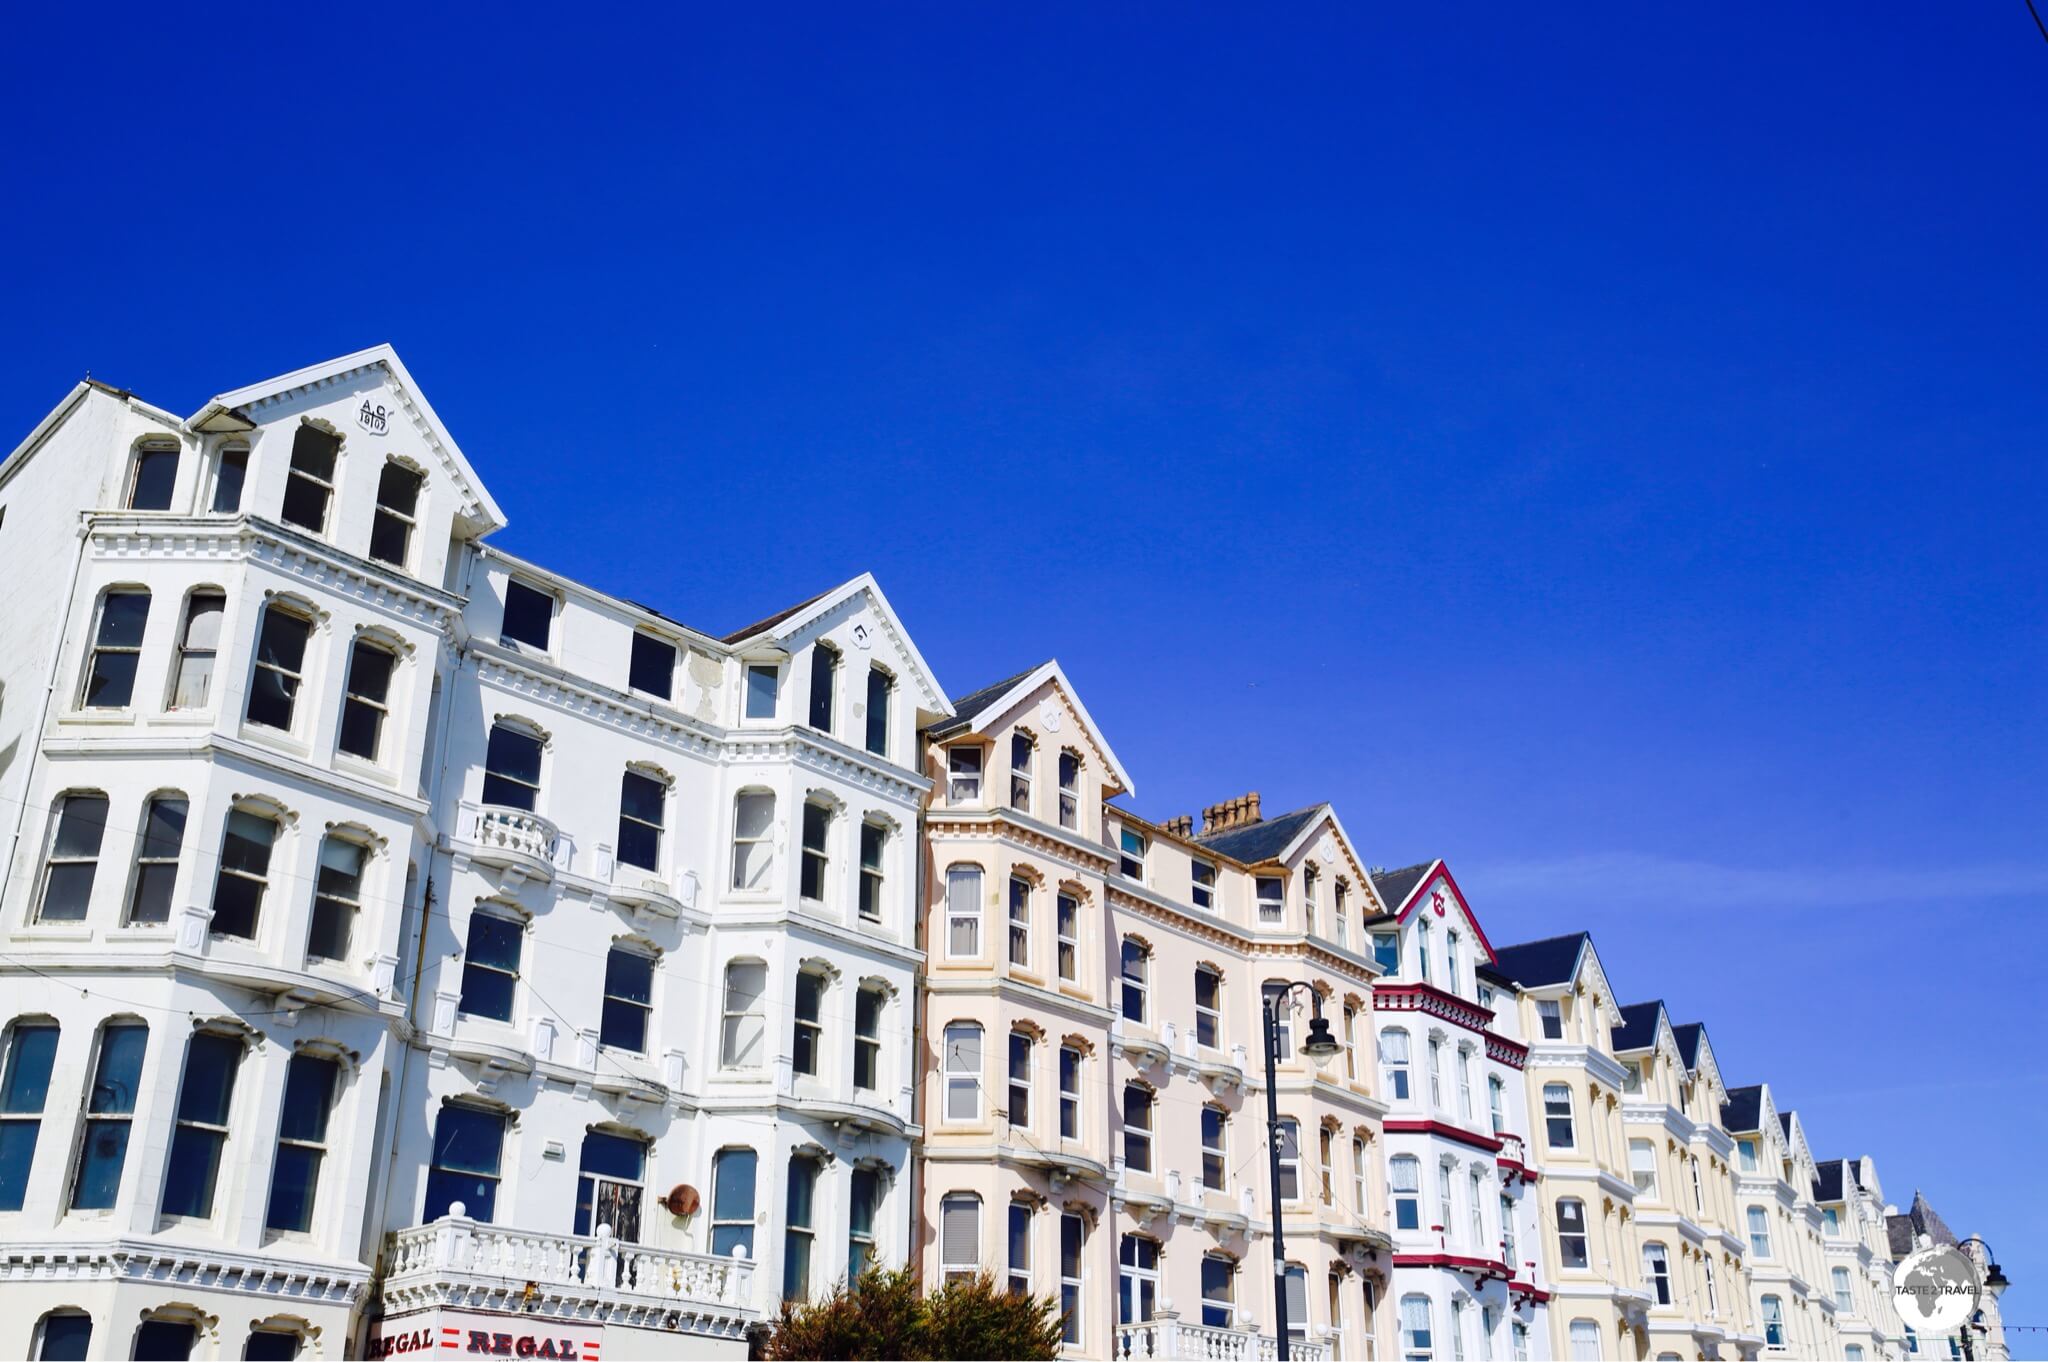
(764, 1266, 1065, 1361)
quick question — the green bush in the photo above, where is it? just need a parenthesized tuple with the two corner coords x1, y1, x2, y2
(764, 1266, 1064, 1360)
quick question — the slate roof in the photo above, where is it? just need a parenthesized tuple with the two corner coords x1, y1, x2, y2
(924, 663, 1049, 737)
(1886, 1190, 1959, 1259)
(1721, 1084, 1764, 1133)
(1613, 1001, 1664, 1053)
(721, 590, 829, 644)
(1779, 1112, 1794, 1136)
(1814, 1160, 1846, 1203)
(1672, 1022, 1706, 1070)
(1489, 933, 1589, 989)
(1194, 805, 1323, 865)
(1368, 862, 1435, 912)
(1476, 961, 1518, 989)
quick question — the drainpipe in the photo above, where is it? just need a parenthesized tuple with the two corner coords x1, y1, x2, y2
(0, 511, 91, 904)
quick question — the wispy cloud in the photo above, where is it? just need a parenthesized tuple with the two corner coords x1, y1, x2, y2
(1461, 851, 2048, 911)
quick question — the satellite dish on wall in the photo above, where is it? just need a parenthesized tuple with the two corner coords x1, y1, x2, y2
(663, 1184, 700, 1217)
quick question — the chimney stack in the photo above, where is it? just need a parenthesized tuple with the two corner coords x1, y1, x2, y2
(1164, 814, 1194, 838)
(1200, 791, 1262, 835)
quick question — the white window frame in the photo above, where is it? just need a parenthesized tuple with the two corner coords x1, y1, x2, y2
(947, 745, 983, 803)
(946, 864, 982, 959)
(944, 1022, 983, 1123)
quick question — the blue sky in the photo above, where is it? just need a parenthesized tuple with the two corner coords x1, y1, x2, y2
(5, 2, 2043, 1299)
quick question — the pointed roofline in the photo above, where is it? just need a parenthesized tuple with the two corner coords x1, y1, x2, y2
(1384, 860, 1498, 964)
(191, 344, 507, 533)
(922, 658, 1131, 797)
(721, 571, 953, 717)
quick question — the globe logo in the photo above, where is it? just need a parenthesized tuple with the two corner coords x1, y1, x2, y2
(1893, 1245, 1982, 1333)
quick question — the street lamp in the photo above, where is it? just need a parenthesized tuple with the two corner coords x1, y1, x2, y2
(1954, 1236, 2007, 1362)
(1261, 980, 1341, 1362)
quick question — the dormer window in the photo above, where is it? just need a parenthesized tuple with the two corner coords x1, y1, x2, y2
(281, 425, 341, 533)
(1190, 859, 1215, 910)
(1371, 931, 1399, 974)
(1256, 876, 1284, 924)
(211, 445, 248, 513)
(1118, 827, 1146, 881)
(947, 747, 982, 803)
(745, 663, 779, 720)
(1057, 750, 1080, 829)
(128, 440, 179, 510)
(865, 667, 892, 757)
(500, 580, 553, 652)
(1537, 998, 1564, 1040)
(369, 462, 424, 567)
(1010, 733, 1034, 813)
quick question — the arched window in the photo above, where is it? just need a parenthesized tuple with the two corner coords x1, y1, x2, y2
(848, 1166, 881, 1284)
(1275, 1118, 1301, 1202)
(808, 641, 837, 734)
(731, 790, 775, 890)
(459, 909, 522, 1022)
(1120, 939, 1149, 1023)
(210, 442, 248, 513)
(128, 438, 180, 510)
(1009, 732, 1034, 812)
(945, 864, 982, 958)
(31, 1309, 92, 1361)
(864, 666, 892, 757)
(943, 1022, 983, 1122)
(617, 769, 665, 872)
(281, 423, 341, 532)
(339, 638, 400, 762)
(791, 966, 826, 1077)
(1760, 1295, 1785, 1348)
(1748, 1205, 1772, 1257)
(853, 984, 884, 1091)
(1427, 1035, 1444, 1106)
(1201, 1106, 1228, 1191)
(1445, 929, 1461, 994)
(82, 588, 149, 710)
(1542, 1082, 1575, 1149)
(247, 602, 313, 731)
(70, 1020, 146, 1211)
(1059, 1045, 1083, 1139)
(1832, 1265, 1853, 1311)
(309, 834, 368, 962)
(265, 1050, 342, 1233)
(1194, 966, 1222, 1049)
(1119, 1234, 1159, 1324)
(423, 1102, 505, 1222)
(1380, 1027, 1412, 1101)
(574, 1130, 646, 1240)
(1057, 750, 1080, 829)
(1302, 864, 1319, 934)
(1008, 1031, 1033, 1130)
(369, 460, 425, 568)
(1007, 1197, 1033, 1295)
(123, 793, 187, 927)
(858, 821, 887, 922)
(482, 722, 544, 812)
(1122, 1084, 1153, 1171)
(0, 1019, 60, 1212)
(1487, 1075, 1506, 1135)
(211, 806, 280, 941)
(37, 792, 108, 922)
(1416, 920, 1432, 984)
(1568, 1318, 1600, 1361)
(799, 800, 832, 903)
(169, 590, 224, 710)
(720, 961, 767, 1068)
(1007, 874, 1032, 968)
(710, 1148, 758, 1256)
(601, 947, 655, 1054)
(1644, 1241, 1671, 1304)
(940, 1192, 981, 1283)
(132, 1317, 199, 1362)
(1628, 1138, 1657, 1196)
(161, 1029, 245, 1218)
(1400, 1294, 1434, 1360)
(784, 1153, 821, 1301)
(1055, 891, 1080, 981)
(1556, 1197, 1589, 1269)
(1263, 980, 1293, 1054)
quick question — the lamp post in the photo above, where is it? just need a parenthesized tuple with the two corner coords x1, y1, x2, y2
(1954, 1237, 2008, 1362)
(1261, 980, 1342, 1362)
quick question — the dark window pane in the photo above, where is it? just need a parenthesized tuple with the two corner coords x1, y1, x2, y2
(630, 633, 675, 699)
(338, 700, 382, 761)
(209, 870, 263, 939)
(460, 963, 515, 1021)
(745, 665, 777, 718)
(307, 898, 352, 961)
(129, 448, 179, 510)
(376, 461, 423, 516)
(606, 950, 653, 1005)
(432, 1106, 505, 1177)
(346, 642, 397, 704)
(466, 914, 523, 971)
(98, 592, 151, 648)
(809, 644, 835, 732)
(865, 669, 890, 755)
(243, 1331, 300, 1361)
(713, 1149, 757, 1221)
(279, 476, 327, 531)
(139, 797, 187, 859)
(368, 512, 410, 566)
(600, 997, 647, 1052)
(422, 1166, 496, 1223)
(160, 1126, 226, 1217)
(176, 1035, 240, 1125)
(85, 652, 140, 708)
(264, 1143, 321, 1233)
(288, 425, 339, 481)
(619, 771, 664, 826)
(221, 812, 276, 876)
(580, 1131, 646, 1181)
(482, 726, 542, 810)
(41, 867, 97, 921)
(0, 1123, 38, 1211)
(277, 1055, 340, 1143)
(90, 1026, 147, 1113)
(38, 1313, 92, 1361)
(70, 1119, 131, 1209)
(2, 1024, 58, 1113)
(500, 581, 553, 650)
(212, 449, 247, 513)
(255, 610, 310, 672)
(243, 667, 297, 730)
(132, 1319, 196, 1361)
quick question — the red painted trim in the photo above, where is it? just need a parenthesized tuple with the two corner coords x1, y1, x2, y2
(1485, 1031, 1529, 1069)
(1390, 862, 1499, 964)
(1384, 1118, 1504, 1154)
(1372, 981, 1495, 1035)
(1509, 1279, 1553, 1303)
(1391, 1251, 1512, 1276)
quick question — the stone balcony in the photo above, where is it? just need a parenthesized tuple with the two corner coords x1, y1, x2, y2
(381, 1215, 756, 1342)
(1116, 1318, 1329, 1362)
(457, 801, 575, 886)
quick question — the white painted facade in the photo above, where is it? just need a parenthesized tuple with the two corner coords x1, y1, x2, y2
(0, 348, 949, 1360)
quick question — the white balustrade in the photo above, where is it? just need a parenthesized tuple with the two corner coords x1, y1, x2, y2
(386, 1217, 755, 1313)
(1115, 1321, 1327, 1362)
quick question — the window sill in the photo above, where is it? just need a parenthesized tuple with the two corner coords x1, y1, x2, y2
(59, 708, 137, 726)
(144, 710, 216, 728)
(12, 922, 94, 942)
(334, 752, 399, 786)
(1007, 967, 1047, 987)
(239, 723, 312, 759)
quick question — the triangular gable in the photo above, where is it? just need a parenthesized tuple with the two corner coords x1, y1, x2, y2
(728, 571, 951, 718)
(4, 380, 183, 485)
(1390, 861, 1498, 964)
(190, 344, 507, 535)
(1781, 1108, 1816, 1177)
(1575, 936, 1626, 1026)
(934, 659, 1131, 797)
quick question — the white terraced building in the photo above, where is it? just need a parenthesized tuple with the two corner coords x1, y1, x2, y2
(0, 347, 951, 1360)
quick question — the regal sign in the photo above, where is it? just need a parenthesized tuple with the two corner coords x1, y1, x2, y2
(368, 1309, 602, 1360)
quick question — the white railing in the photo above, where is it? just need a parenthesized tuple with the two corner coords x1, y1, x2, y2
(386, 1217, 754, 1314)
(461, 802, 573, 874)
(1116, 1320, 1328, 1362)
(1498, 1131, 1526, 1165)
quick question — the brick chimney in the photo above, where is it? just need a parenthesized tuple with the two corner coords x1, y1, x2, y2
(1164, 814, 1194, 838)
(1200, 791, 1262, 835)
